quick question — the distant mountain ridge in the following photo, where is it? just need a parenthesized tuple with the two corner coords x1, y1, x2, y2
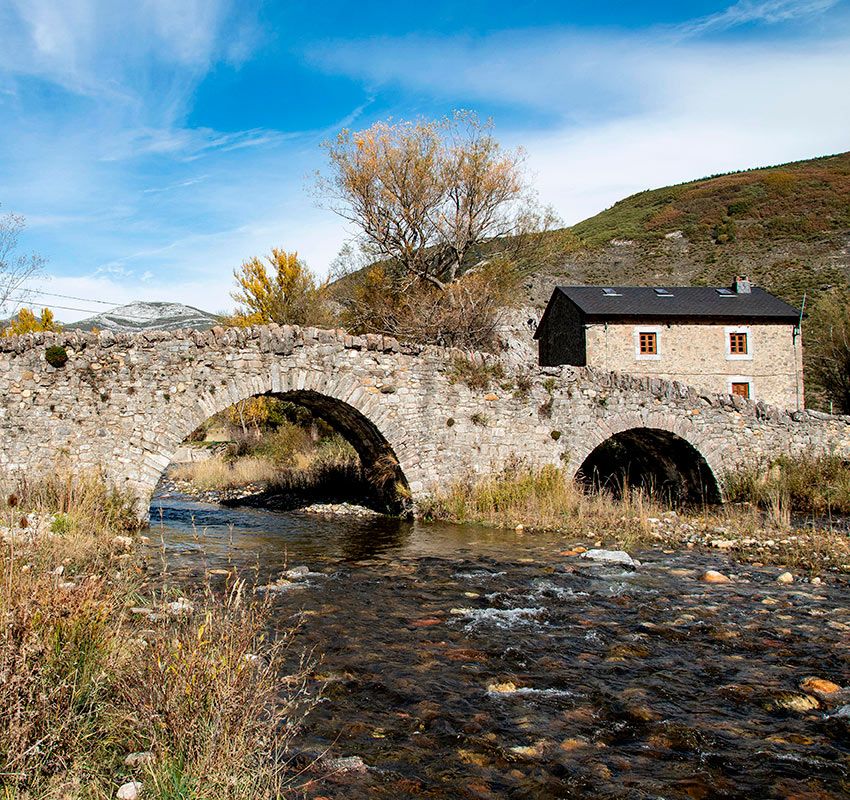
(70, 301, 220, 332)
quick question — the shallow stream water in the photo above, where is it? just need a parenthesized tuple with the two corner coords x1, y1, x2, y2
(151, 494, 850, 800)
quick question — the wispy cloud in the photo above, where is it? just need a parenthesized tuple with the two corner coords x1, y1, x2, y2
(682, 0, 841, 35)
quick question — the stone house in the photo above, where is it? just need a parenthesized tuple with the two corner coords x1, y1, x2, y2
(534, 278, 804, 409)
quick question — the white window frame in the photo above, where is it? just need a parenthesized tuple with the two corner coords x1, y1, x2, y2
(725, 325, 752, 361)
(634, 326, 662, 361)
(728, 376, 754, 400)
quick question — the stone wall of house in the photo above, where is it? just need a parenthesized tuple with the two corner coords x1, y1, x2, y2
(583, 321, 803, 409)
(0, 324, 844, 518)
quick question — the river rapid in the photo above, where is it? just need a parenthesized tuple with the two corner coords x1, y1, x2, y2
(150, 494, 850, 800)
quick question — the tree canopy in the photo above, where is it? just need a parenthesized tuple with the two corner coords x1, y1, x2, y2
(229, 248, 331, 328)
(2, 307, 60, 337)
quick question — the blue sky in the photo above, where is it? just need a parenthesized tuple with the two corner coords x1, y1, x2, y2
(1, 0, 849, 320)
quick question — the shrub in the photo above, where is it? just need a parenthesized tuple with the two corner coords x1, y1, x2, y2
(447, 354, 505, 391)
(44, 344, 68, 368)
(724, 453, 850, 515)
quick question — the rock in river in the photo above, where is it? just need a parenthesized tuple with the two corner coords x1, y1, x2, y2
(702, 570, 731, 584)
(581, 549, 639, 568)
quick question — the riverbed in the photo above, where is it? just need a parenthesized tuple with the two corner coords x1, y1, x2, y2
(150, 493, 850, 799)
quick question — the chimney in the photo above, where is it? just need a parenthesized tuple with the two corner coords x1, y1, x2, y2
(733, 275, 752, 294)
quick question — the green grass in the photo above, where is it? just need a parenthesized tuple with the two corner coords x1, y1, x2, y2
(567, 151, 850, 249)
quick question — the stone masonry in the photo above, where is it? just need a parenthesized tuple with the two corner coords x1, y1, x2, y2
(583, 321, 803, 409)
(0, 324, 847, 519)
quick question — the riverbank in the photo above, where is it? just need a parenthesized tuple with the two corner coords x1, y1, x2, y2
(421, 462, 850, 577)
(0, 473, 314, 799)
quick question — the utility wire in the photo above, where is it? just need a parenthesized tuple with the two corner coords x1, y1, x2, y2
(11, 288, 122, 306)
(1, 301, 109, 315)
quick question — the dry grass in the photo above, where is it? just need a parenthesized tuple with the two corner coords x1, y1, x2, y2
(421, 462, 663, 541)
(171, 456, 282, 490)
(724, 453, 850, 516)
(0, 473, 315, 799)
(171, 432, 361, 494)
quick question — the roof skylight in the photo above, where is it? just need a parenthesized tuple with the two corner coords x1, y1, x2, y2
(654, 288, 673, 296)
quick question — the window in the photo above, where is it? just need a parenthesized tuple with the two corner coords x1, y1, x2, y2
(729, 331, 748, 355)
(639, 331, 657, 355)
(725, 326, 752, 360)
(731, 382, 750, 399)
(654, 288, 673, 297)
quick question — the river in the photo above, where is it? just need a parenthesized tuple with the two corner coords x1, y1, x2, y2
(151, 493, 850, 800)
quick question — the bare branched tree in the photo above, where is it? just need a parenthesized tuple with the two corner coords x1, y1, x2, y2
(318, 111, 559, 291)
(0, 209, 45, 317)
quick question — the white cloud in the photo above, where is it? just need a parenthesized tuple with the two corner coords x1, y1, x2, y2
(682, 0, 841, 35)
(309, 24, 850, 226)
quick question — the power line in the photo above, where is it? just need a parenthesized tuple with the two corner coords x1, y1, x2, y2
(2, 301, 107, 315)
(14, 288, 122, 306)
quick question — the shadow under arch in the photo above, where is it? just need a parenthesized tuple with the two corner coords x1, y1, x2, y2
(576, 427, 722, 506)
(159, 387, 412, 516)
(275, 389, 411, 514)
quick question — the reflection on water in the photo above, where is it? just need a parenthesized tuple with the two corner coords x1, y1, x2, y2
(151, 494, 850, 800)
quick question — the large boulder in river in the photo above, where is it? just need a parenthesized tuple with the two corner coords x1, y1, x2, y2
(580, 549, 639, 568)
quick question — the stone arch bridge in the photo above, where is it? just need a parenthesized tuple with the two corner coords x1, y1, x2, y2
(0, 324, 847, 517)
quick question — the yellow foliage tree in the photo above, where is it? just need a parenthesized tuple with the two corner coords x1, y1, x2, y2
(229, 248, 332, 328)
(2, 307, 61, 337)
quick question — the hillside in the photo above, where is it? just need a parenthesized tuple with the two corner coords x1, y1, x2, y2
(526, 151, 850, 310)
(70, 301, 220, 332)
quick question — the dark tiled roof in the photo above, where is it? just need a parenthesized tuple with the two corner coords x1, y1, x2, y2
(545, 285, 800, 325)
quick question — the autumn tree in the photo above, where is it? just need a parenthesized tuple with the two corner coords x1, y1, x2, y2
(0, 208, 45, 314)
(229, 248, 332, 328)
(2, 307, 60, 337)
(806, 288, 850, 413)
(319, 112, 563, 348)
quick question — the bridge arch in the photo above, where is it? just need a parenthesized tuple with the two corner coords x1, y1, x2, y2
(567, 413, 723, 505)
(139, 368, 417, 514)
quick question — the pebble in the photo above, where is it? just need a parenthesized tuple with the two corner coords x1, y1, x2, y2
(123, 752, 154, 767)
(776, 572, 794, 584)
(285, 566, 310, 579)
(487, 681, 517, 693)
(324, 755, 368, 774)
(800, 676, 842, 695)
(166, 598, 194, 616)
(117, 781, 142, 799)
(701, 570, 731, 584)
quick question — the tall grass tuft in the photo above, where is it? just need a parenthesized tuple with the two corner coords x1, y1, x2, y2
(421, 461, 662, 540)
(0, 473, 315, 799)
(724, 453, 850, 516)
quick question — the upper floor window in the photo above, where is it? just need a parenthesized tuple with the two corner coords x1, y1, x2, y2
(639, 331, 657, 355)
(729, 331, 748, 355)
(725, 326, 752, 360)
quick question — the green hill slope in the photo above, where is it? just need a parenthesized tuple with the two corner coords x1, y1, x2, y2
(529, 152, 850, 311)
